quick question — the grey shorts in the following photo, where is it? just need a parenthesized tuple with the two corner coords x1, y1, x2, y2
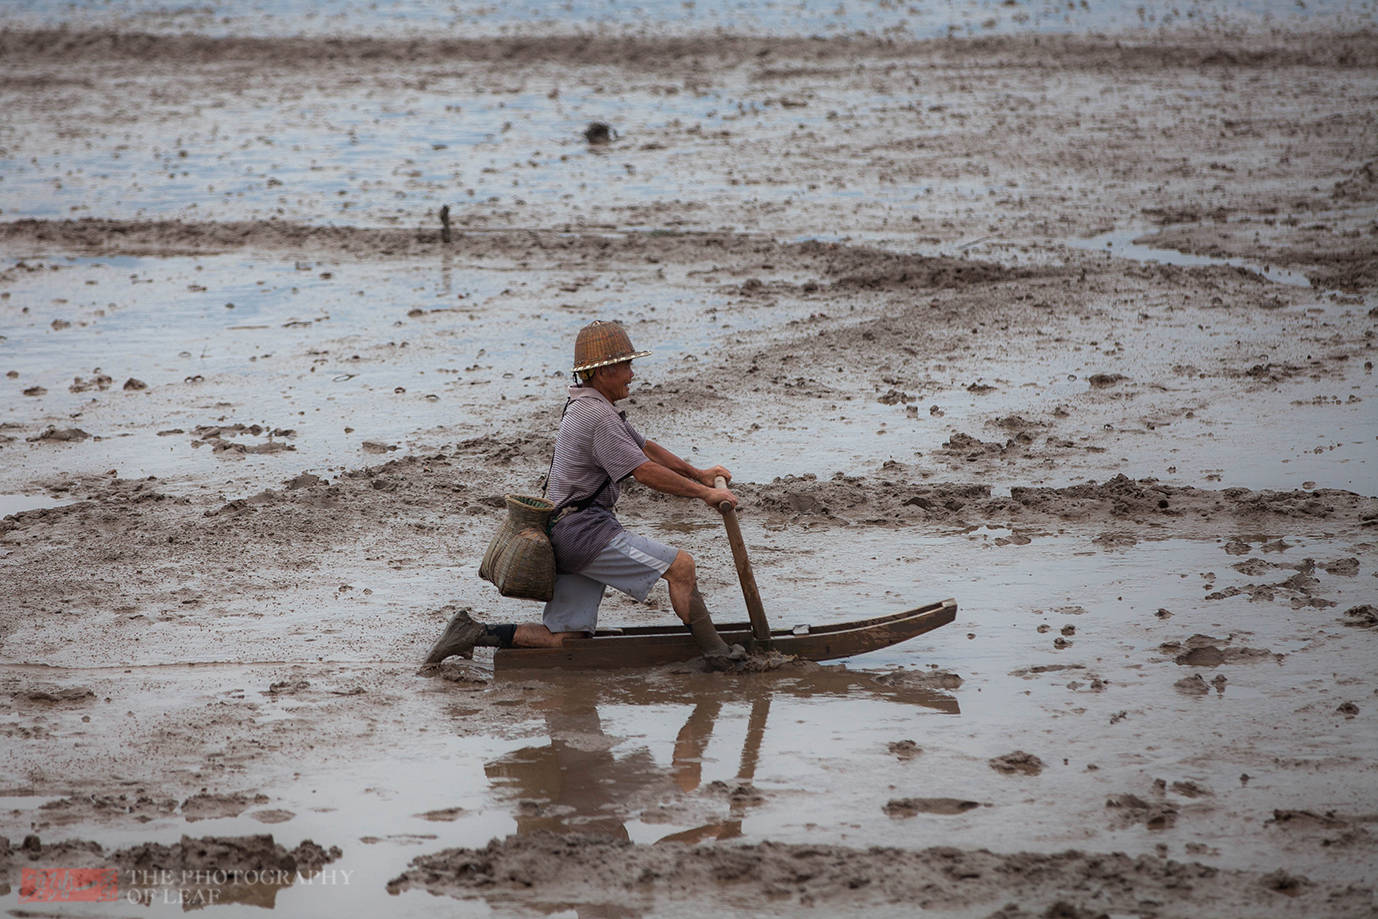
(542, 531, 678, 634)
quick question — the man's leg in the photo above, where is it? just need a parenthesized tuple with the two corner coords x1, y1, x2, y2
(663, 550, 745, 665)
(512, 623, 585, 648)
(534, 571, 605, 646)
(422, 582, 591, 663)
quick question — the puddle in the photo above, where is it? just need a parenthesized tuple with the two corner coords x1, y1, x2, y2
(0, 493, 73, 517)
(0, 663, 960, 917)
(1068, 226, 1315, 288)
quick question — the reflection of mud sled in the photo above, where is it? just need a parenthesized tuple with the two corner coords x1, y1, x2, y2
(494, 598, 957, 672)
(496, 476, 956, 672)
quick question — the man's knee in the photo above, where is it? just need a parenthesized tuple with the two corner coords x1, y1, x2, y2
(664, 550, 696, 586)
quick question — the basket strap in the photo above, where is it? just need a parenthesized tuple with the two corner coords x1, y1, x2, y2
(542, 393, 614, 518)
(540, 397, 574, 498)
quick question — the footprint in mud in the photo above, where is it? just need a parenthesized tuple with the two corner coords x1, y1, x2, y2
(884, 797, 983, 817)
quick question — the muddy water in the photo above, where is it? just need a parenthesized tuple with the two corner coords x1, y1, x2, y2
(3, 529, 1373, 914)
(1068, 227, 1316, 289)
(4, 240, 1373, 493)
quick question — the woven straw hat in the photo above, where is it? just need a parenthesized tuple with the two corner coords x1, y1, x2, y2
(572, 320, 651, 373)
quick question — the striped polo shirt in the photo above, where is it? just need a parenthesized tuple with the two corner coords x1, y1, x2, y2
(547, 386, 650, 572)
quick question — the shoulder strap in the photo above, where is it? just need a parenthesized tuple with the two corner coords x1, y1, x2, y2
(562, 475, 612, 514)
(540, 397, 574, 498)
(542, 393, 616, 514)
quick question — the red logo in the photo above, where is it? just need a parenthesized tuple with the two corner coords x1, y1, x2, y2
(19, 867, 119, 903)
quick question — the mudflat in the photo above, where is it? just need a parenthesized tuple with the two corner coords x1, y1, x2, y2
(1, 18, 1375, 918)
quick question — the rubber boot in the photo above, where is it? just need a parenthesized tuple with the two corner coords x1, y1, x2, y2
(423, 607, 486, 664)
(688, 590, 746, 670)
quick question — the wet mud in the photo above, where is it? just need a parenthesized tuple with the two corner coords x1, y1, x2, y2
(2, 11, 1377, 919)
(385, 831, 1373, 917)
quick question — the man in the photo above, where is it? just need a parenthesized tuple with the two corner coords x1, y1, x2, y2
(425, 320, 747, 668)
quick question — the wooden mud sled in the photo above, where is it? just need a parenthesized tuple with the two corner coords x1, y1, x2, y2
(494, 477, 957, 672)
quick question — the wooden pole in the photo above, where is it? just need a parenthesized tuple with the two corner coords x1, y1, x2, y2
(715, 475, 772, 649)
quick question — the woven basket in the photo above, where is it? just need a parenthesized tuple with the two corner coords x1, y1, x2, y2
(492, 526, 557, 601)
(479, 495, 556, 601)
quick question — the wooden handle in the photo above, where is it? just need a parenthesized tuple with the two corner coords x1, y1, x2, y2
(713, 475, 772, 648)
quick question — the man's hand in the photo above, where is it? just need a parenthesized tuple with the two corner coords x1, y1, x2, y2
(697, 465, 732, 488)
(704, 486, 738, 511)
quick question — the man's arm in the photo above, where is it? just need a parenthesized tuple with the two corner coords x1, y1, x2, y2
(643, 439, 731, 489)
(632, 456, 737, 509)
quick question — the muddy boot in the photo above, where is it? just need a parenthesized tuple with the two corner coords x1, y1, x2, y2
(704, 643, 748, 671)
(687, 590, 743, 669)
(423, 607, 485, 664)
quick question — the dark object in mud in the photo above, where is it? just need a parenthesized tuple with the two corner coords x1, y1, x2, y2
(26, 425, 90, 442)
(1106, 793, 1177, 829)
(1260, 869, 1311, 896)
(884, 796, 981, 817)
(1341, 604, 1377, 628)
(874, 667, 964, 690)
(20, 684, 95, 702)
(439, 204, 451, 244)
(1161, 634, 1278, 666)
(1322, 556, 1359, 576)
(1174, 673, 1210, 696)
(583, 121, 616, 144)
(887, 739, 922, 760)
(989, 750, 1044, 775)
(492, 598, 956, 672)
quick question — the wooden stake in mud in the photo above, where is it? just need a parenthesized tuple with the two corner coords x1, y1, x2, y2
(715, 475, 772, 650)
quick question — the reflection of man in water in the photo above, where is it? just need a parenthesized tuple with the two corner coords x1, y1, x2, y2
(485, 696, 661, 840)
(424, 320, 746, 668)
(485, 688, 761, 844)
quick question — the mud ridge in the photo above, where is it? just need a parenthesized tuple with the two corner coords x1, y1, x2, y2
(746, 472, 1378, 530)
(1, 833, 340, 875)
(0, 220, 1022, 290)
(3, 28, 1374, 71)
(386, 831, 1373, 916)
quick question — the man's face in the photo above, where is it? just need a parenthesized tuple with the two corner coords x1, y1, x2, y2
(599, 360, 634, 401)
